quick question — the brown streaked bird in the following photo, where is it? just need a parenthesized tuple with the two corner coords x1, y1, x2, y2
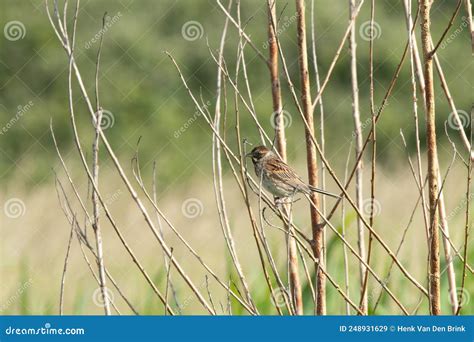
(246, 145, 339, 200)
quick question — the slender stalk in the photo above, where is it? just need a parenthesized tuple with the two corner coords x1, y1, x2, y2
(295, 0, 324, 315)
(47, 1, 215, 314)
(348, 0, 367, 314)
(403, 0, 458, 313)
(342, 144, 353, 315)
(267, 0, 303, 315)
(59, 221, 74, 315)
(267, 0, 286, 160)
(457, 147, 472, 314)
(310, 1, 327, 293)
(91, 13, 110, 316)
(212, 0, 255, 311)
(464, 0, 473, 56)
(420, 0, 441, 315)
(360, 0, 376, 314)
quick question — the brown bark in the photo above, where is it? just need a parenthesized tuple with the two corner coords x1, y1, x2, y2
(420, 0, 441, 315)
(267, 0, 303, 315)
(295, 0, 325, 315)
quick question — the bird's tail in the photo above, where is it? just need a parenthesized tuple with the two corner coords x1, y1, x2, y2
(307, 185, 340, 198)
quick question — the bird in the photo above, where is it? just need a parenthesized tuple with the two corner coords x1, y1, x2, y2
(246, 145, 340, 201)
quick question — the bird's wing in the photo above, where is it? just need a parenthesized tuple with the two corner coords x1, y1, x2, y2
(265, 158, 308, 191)
(266, 158, 340, 198)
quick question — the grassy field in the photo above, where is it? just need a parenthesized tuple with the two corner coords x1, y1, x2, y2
(1, 155, 472, 315)
(0, 0, 472, 315)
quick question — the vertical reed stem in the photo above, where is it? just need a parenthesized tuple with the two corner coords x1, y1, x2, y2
(268, 0, 303, 314)
(295, 0, 325, 315)
(420, 0, 441, 315)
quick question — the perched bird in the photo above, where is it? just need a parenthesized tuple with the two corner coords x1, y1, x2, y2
(246, 145, 339, 200)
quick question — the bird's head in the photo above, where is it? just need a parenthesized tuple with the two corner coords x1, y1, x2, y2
(246, 145, 272, 164)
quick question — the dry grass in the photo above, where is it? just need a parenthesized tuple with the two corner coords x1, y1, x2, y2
(1, 155, 471, 314)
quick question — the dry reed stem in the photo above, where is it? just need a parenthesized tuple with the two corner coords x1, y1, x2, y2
(233, 32, 285, 314)
(212, 0, 256, 311)
(47, 1, 214, 315)
(457, 149, 472, 314)
(342, 144, 353, 315)
(59, 220, 74, 315)
(168, 51, 361, 313)
(267, 0, 303, 315)
(91, 12, 111, 316)
(420, 0, 441, 315)
(152, 162, 180, 312)
(205, 6, 428, 300)
(359, 0, 377, 315)
(348, 0, 368, 314)
(54, 177, 123, 314)
(271, 14, 429, 297)
(295, 0, 324, 315)
(403, 0, 460, 313)
(51, 125, 164, 315)
(267, 0, 286, 160)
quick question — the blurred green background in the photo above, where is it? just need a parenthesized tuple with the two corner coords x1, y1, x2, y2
(0, 0, 472, 315)
(1, 0, 471, 187)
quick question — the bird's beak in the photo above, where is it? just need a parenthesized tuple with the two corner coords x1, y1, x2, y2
(245, 152, 252, 158)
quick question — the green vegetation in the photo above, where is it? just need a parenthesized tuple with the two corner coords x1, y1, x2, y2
(1, 1, 471, 187)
